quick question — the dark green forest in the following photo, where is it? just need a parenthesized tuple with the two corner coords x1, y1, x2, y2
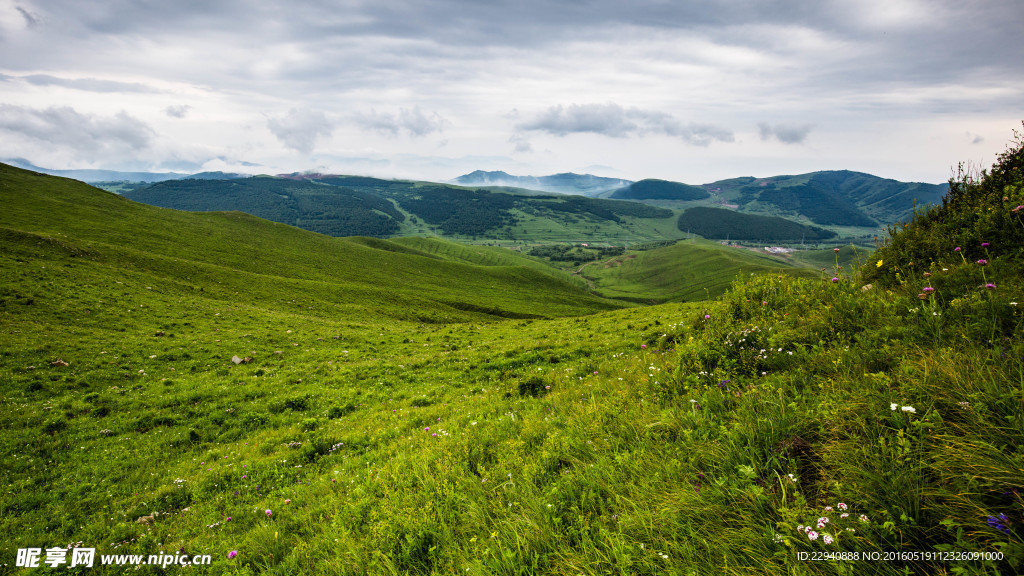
(610, 179, 710, 201)
(677, 206, 838, 242)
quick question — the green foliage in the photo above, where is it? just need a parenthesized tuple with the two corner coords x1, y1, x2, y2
(610, 178, 710, 201)
(677, 206, 838, 242)
(712, 170, 947, 227)
(864, 126, 1024, 289)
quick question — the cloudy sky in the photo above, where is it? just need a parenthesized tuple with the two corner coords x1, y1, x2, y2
(0, 0, 1021, 184)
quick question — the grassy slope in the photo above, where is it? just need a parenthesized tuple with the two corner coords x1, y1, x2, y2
(0, 164, 621, 322)
(579, 240, 819, 302)
(3, 153, 1024, 576)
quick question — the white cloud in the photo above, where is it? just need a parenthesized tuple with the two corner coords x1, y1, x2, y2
(266, 108, 333, 154)
(758, 122, 814, 144)
(516, 103, 734, 146)
(352, 107, 448, 138)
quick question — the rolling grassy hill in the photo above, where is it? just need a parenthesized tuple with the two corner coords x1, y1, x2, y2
(578, 239, 819, 303)
(0, 163, 622, 322)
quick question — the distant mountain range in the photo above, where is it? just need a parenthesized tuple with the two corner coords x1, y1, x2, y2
(454, 169, 948, 227)
(451, 170, 633, 196)
(1, 158, 245, 183)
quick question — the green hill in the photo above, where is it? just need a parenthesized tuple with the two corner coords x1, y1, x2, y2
(709, 170, 947, 227)
(579, 240, 818, 302)
(677, 206, 837, 242)
(609, 179, 710, 201)
(126, 175, 676, 242)
(0, 163, 621, 322)
(2, 131, 1023, 576)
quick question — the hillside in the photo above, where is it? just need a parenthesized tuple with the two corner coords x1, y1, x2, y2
(578, 239, 819, 302)
(609, 178, 710, 201)
(677, 206, 837, 242)
(2, 131, 1024, 575)
(0, 163, 622, 321)
(125, 175, 678, 242)
(707, 170, 948, 227)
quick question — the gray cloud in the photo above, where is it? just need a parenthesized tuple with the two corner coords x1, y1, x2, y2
(266, 108, 334, 155)
(352, 107, 447, 138)
(16, 6, 41, 27)
(164, 104, 191, 118)
(21, 74, 157, 93)
(508, 133, 532, 153)
(758, 122, 814, 144)
(0, 104, 154, 153)
(517, 103, 734, 146)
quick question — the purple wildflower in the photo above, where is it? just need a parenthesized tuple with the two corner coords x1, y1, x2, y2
(265, 509, 272, 517)
(982, 242, 990, 248)
(977, 259, 988, 266)
(228, 551, 238, 559)
(923, 286, 935, 293)
(986, 283, 997, 290)
(954, 247, 961, 252)
(987, 513, 1011, 535)
(831, 277, 839, 283)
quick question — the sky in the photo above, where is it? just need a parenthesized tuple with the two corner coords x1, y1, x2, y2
(0, 0, 1021, 185)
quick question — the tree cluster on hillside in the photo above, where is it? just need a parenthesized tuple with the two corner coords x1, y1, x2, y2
(737, 177, 877, 227)
(677, 206, 837, 242)
(128, 178, 404, 237)
(529, 244, 625, 265)
(400, 186, 519, 236)
(610, 179, 710, 201)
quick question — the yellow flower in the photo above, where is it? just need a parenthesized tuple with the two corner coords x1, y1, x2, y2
(876, 259, 884, 268)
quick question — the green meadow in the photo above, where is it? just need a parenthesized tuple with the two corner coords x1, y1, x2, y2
(1, 128, 1023, 576)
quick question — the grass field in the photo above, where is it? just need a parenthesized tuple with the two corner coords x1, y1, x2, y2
(3, 157, 1024, 575)
(577, 239, 820, 303)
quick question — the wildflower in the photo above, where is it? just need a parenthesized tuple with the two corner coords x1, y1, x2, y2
(822, 534, 834, 545)
(922, 286, 934, 293)
(959, 401, 971, 409)
(834, 247, 841, 253)
(704, 314, 711, 319)
(284, 499, 291, 504)
(824, 507, 833, 512)
(923, 272, 932, 277)
(954, 247, 961, 252)
(986, 283, 997, 290)
(228, 551, 238, 559)
(982, 242, 990, 248)
(837, 503, 848, 511)
(242, 475, 247, 479)
(265, 509, 272, 517)
(876, 259, 883, 268)
(787, 473, 797, 482)
(641, 344, 647, 349)
(831, 277, 839, 283)
(901, 406, 916, 413)
(986, 513, 1011, 535)
(890, 403, 898, 411)
(917, 293, 927, 300)
(424, 427, 430, 432)
(807, 531, 819, 541)
(977, 259, 988, 266)
(840, 513, 849, 519)
(859, 515, 869, 522)
(797, 525, 805, 533)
